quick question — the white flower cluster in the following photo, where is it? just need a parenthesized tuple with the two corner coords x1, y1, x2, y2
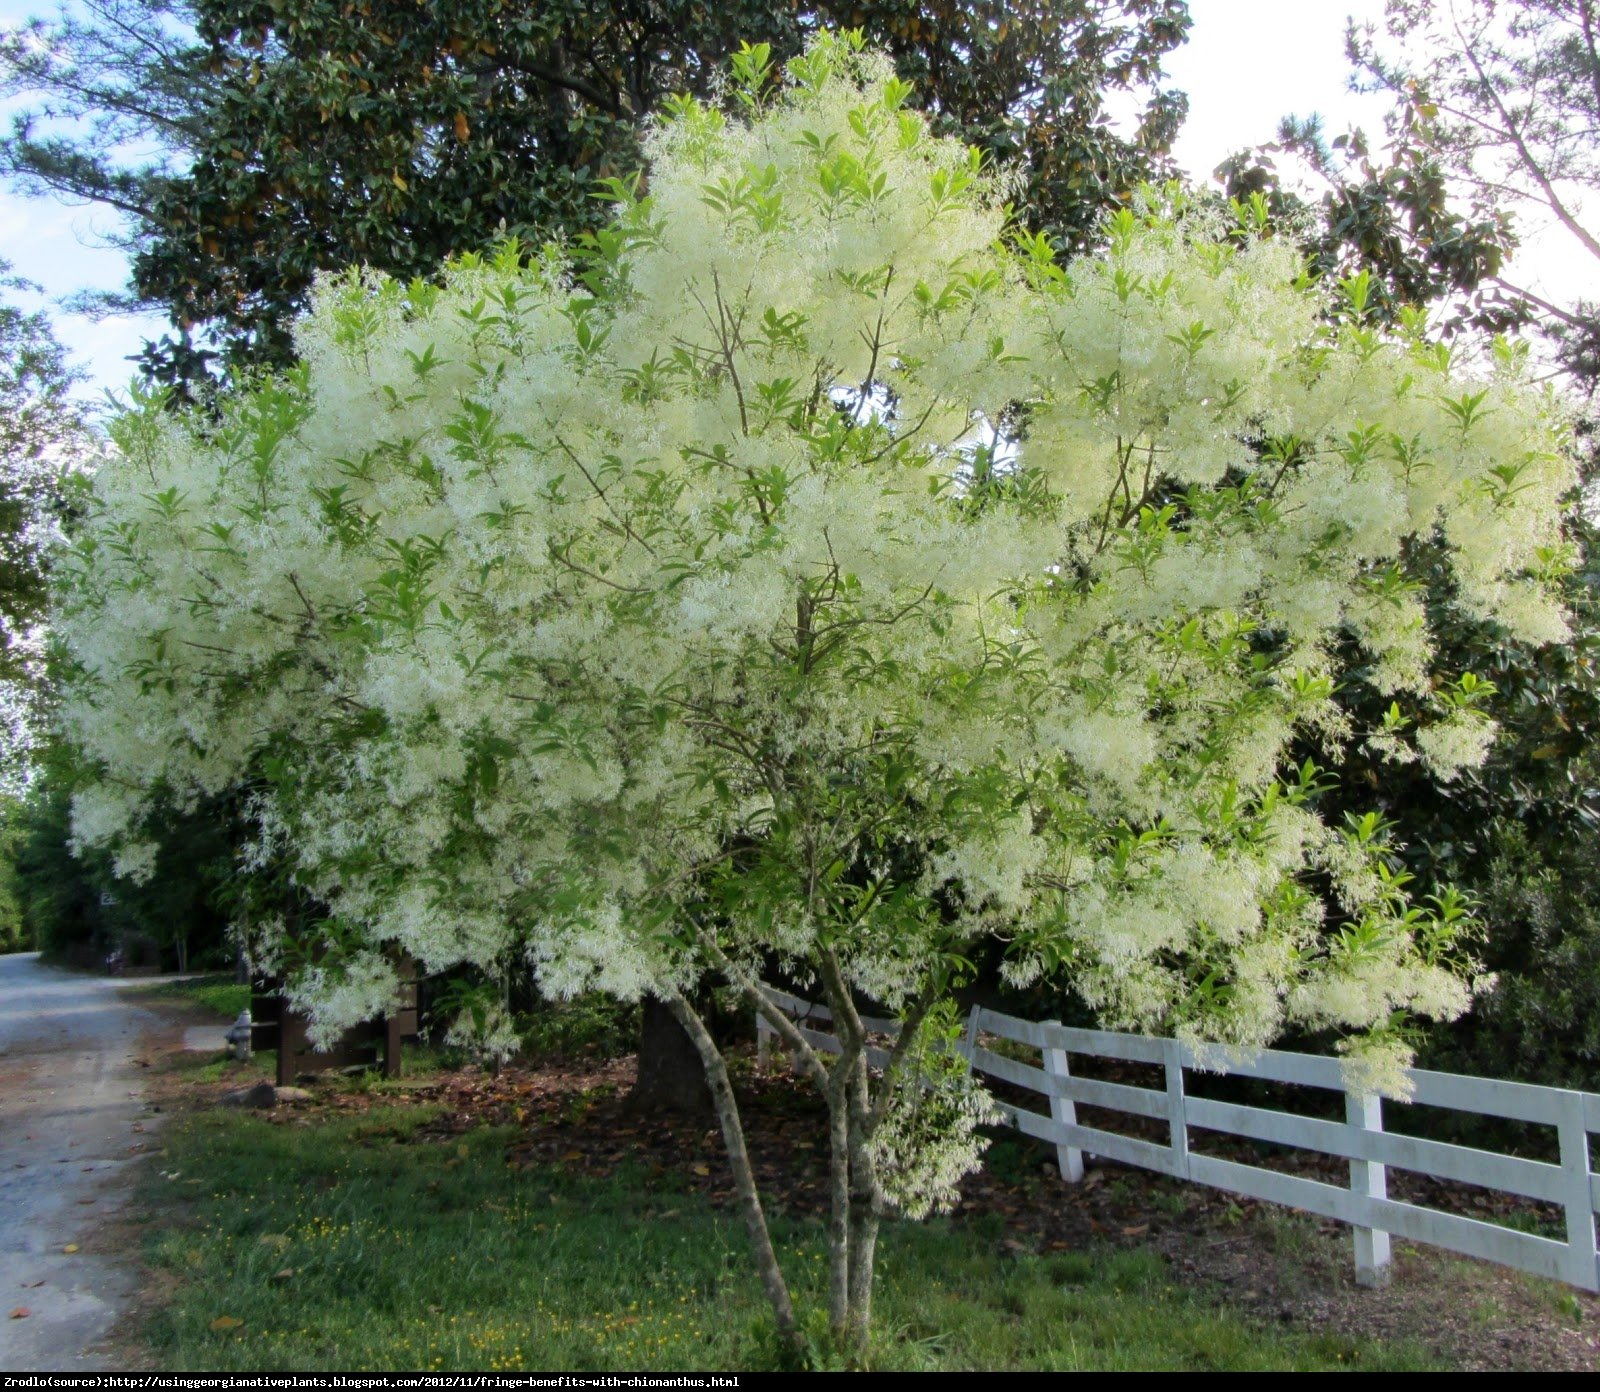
(54, 36, 1573, 1093)
(868, 1007, 1000, 1219)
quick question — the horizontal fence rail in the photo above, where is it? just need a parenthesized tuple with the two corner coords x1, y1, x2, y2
(755, 990, 1600, 1292)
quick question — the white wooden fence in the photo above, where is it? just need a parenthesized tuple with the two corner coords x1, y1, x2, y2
(756, 988, 1600, 1292)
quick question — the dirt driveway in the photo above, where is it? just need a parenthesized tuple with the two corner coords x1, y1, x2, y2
(0, 951, 161, 1371)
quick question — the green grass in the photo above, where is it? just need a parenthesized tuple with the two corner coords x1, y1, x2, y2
(135, 1101, 1440, 1372)
(138, 972, 251, 1019)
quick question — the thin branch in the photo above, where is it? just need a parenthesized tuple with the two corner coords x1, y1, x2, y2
(479, 56, 631, 120)
(689, 922, 831, 1090)
(1451, 5, 1600, 263)
(865, 981, 939, 1135)
(1489, 275, 1592, 329)
(546, 541, 648, 594)
(546, 422, 658, 557)
(1579, 0, 1600, 129)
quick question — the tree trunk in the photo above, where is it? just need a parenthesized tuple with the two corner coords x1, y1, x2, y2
(826, 1084, 852, 1334)
(663, 991, 804, 1359)
(628, 994, 712, 1114)
(845, 1201, 880, 1363)
(845, 1057, 881, 1366)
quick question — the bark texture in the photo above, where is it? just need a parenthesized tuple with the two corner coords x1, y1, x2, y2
(629, 994, 712, 1114)
(662, 990, 803, 1358)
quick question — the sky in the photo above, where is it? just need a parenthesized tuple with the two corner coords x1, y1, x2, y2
(0, 0, 1573, 402)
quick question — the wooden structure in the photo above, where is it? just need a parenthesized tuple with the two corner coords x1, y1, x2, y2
(759, 987, 1600, 1293)
(250, 961, 419, 1086)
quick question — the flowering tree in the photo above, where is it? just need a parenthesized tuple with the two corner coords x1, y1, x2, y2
(57, 33, 1573, 1360)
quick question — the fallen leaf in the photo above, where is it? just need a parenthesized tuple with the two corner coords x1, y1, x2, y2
(560, 1150, 584, 1163)
(9, 1307, 29, 1320)
(690, 1164, 710, 1177)
(209, 1315, 243, 1332)
(61, 1245, 79, 1255)
(1121, 1224, 1148, 1237)
(271, 1268, 295, 1282)
(258, 1233, 291, 1251)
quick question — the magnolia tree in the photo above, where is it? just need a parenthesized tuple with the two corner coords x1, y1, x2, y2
(57, 33, 1573, 1360)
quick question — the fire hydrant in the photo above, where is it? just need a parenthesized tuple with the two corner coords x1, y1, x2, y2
(226, 1009, 253, 1062)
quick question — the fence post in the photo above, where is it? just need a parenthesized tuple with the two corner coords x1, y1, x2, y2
(1557, 1091, 1599, 1292)
(1163, 1039, 1189, 1180)
(1040, 1025, 1085, 1184)
(755, 1012, 775, 1067)
(1345, 1091, 1392, 1288)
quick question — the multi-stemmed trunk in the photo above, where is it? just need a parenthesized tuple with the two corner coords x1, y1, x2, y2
(661, 946, 931, 1367)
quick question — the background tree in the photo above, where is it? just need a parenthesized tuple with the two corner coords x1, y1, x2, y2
(0, 262, 93, 790)
(56, 37, 1572, 1358)
(0, 737, 236, 967)
(1211, 0, 1600, 1089)
(1346, 0, 1600, 371)
(2, 0, 1190, 384)
(1213, 116, 1516, 337)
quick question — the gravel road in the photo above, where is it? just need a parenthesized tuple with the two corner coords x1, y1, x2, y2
(0, 952, 160, 1371)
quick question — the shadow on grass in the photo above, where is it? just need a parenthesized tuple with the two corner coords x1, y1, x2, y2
(135, 1101, 1438, 1372)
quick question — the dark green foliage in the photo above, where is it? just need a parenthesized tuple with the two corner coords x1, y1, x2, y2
(518, 992, 642, 1061)
(1300, 471, 1600, 1088)
(2, 1, 1191, 383)
(7, 746, 235, 970)
(0, 803, 26, 952)
(1214, 116, 1517, 337)
(0, 262, 89, 785)
(0, 264, 79, 652)
(6, 756, 100, 962)
(1317, 514, 1600, 879)
(1423, 819, 1600, 1090)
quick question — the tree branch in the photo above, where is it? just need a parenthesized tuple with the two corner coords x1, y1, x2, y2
(475, 56, 631, 121)
(1451, 5, 1600, 263)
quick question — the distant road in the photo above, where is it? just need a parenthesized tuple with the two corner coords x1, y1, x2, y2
(0, 952, 160, 1371)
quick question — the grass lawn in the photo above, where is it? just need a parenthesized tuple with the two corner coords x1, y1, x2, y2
(136, 972, 251, 1020)
(134, 1079, 1436, 1372)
